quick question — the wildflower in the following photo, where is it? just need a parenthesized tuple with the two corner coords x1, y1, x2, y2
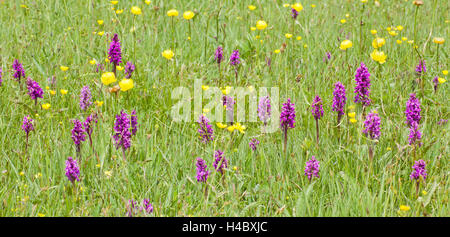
(296, 36, 302, 40)
(42, 103, 51, 110)
(370, 50, 387, 64)
(350, 118, 357, 124)
(142, 199, 153, 214)
(83, 113, 97, 148)
(216, 122, 227, 129)
(332, 82, 347, 123)
(388, 31, 398, 36)
(339, 40, 352, 50)
(108, 34, 122, 73)
(249, 138, 260, 151)
(248, 5, 256, 10)
(415, 60, 426, 77)
(232, 123, 246, 134)
(372, 38, 385, 49)
(79, 86, 92, 111)
(442, 70, 448, 76)
(95, 100, 104, 107)
(114, 110, 132, 152)
(274, 49, 280, 54)
(162, 49, 174, 60)
(195, 158, 209, 183)
(214, 46, 224, 65)
(291, 3, 303, 12)
(370, 29, 377, 35)
(116, 66, 124, 71)
(410, 160, 427, 181)
(124, 61, 135, 79)
(97, 20, 104, 25)
(0, 67, 2, 86)
(229, 49, 240, 66)
(433, 76, 439, 92)
(311, 96, 323, 120)
(258, 96, 271, 126)
(101, 72, 116, 85)
(197, 114, 214, 144)
(280, 98, 296, 152)
(409, 122, 422, 146)
(354, 62, 371, 106)
(131, 6, 142, 15)
(399, 205, 410, 211)
(130, 110, 138, 136)
(12, 59, 26, 83)
(397, 25, 404, 31)
(145, 0, 151, 5)
(183, 11, 195, 20)
(363, 111, 381, 140)
(213, 150, 228, 175)
(126, 199, 138, 217)
(22, 115, 34, 138)
(340, 19, 346, 24)
(71, 119, 86, 154)
(119, 79, 134, 92)
(65, 157, 80, 184)
(304, 156, 320, 181)
(397, 40, 402, 44)
(291, 8, 298, 19)
(256, 20, 267, 30)
(167, 9, 179, 17)
(438, 77, 446, 84)
(405, 93, 421, 127)
(26, 78, 44, 104)
(323, 52, 332, 63)
(348, 112, 356, 118)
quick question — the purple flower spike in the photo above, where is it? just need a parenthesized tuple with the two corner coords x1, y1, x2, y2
(408, 122, 422, 146)
(213, 150, 228, 175)
(258, 96, 271, 126)
(415, 60, 426, 77)
(410, 160, 427, 181)
(126, 199, 138, 217)
(405, 93, 421, 127)
(125, 61, 135, 79)
(280, 98, 296, 131)
(12, 59, 25, 82)
(195, 157, 210, 183)
(142, 199, 153, 214)
(71, 119, 86, 153)
(80, 86, 93, 111)
(22, 115, 34, 136)
(113, 110, 132, 151)
(354, 62, 371, 106)
(311, 95, 324, 120)
(65, 157, 80, 183)
(304, 156, 320, 181)
(229, 50, 240, 66)
(197, 114, 214, 144)
(131, 110, 138, 136)
(108, 34, 122, 68)
(363, 111, 381, 140)
(291, 8, 298, 19)
(26, 78, 43, 102)
(332, 82, 346, 123)
(215, 46, 223, 65)
(249, 138, 260, 151)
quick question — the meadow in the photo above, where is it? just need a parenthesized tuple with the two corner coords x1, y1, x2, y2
(0, 0, 448, 217)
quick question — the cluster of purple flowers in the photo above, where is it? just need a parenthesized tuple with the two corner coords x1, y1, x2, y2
(213, 150, 228, 175)
(113, 110, 132, 151)
(108, 34, 122, 70)
(83, 113, 98, 146)
(0, 67, 3, 86)
(126, 199, 153, 217)
(410, 160, 427, 181)
(223, 95, 236, 111)
(195, 158, 210, 183)
(130, 110, 138, 136)
(280, 98, 296, 132)
(12, 59, 25, 82)
(354, 62, 371, 106)
(71, 119, 86, 153)
(229, 50, 240, 66)
(332, 82, 346, 122)
(249, 138, 260, 151)
(363, 111, 381, 140)
(22, 115, 34, 136)
(258, 96, 271, 126)
(433, 76, 439, 92)
(26, 78, 43, 102)
(408, 122, 422, 146)
(311, 95, 324, 120)
(291, 8, 298, 19)
(415, 60, 426, 77)
(405, 93, 421, 127)
(215, 46, 223, 65)
(79, 86, 92, 111)
(197, 114, 214, 144)
(304, 156, 320, 181)
(125, 61, 135, 79)
(65, 157, 80, 183)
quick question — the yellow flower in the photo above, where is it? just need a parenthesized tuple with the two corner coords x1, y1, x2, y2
(386, 27, 392, 31)
(438, 77, 446, 84)
(38, 213, 45, 217)
(291, 3, 303, 12)
(35, 173, 42, 179)
(285, 33, 293, 39)
(397, 25, 404, 31)
(101, 72, 116, 86)
(116, 9, 124, 14)
(221, 86, 232, 95)
(348, 112, 356, 118)
(167, 9, 179, 17)
(387, 147, 392, 151)
(340, 19, 346, 24)
(233, 166, 238, 171)
(255, 35, 260, 39)
(162, 49, 174, 60)
(202, 108, 209, 113)
(389, 31, 398, 36)
(202, 85, 210, 91)
(339, 40, 353, 50)
(19, 171, 25, 176)
(370, 50, 387, 64)
(216, 122, 227, 129)
(98, 31, 104, 36)
(60, 66, 69, 71)
(350, 118, 357, 124)
(183, 11, 195, 20)
(105, 58, 110, 63)
(96, 163, 101, 168)
(42, 103, 51, 110)
(248, 5, 256, 10)
(296, 36, 302, 40)
(110, 1, 118, 5)
(20, 4, 28, 9)
(256, 20, 267, 30)
(131, 6, 142, 15)
(402, 37, 408, 41)
(97, 20, 104, 25)
(370, 29, 377, 35)
(407, 40, 414, 44)
(303, 44, 308, 48)
(422, 190, 427, 195)
(361, 0, 368, 3)
(60, 89, 68, 95)
(250, 26, 256, 31)
(399, 205, 410, 211)
(233, 123, 246, 134)
(396, 40, 402, 44)
(311, 4, 316, 8)
(274, 49, 280, 54)
(346, 13, 350, 18)
(50, 90, 56, 96)
(119, 79, 134, 91)
(104, 170, 113, 178)
(45, 86, 50, 90)
(89, 59, 97, 65)
(227, 126, 235, 132)
(442, 70, 448, 75)
(95, 100, 104, 107)
(372, 38, 385, 48)
(283, 3, 290, 8)
(433, 37, 445, 44)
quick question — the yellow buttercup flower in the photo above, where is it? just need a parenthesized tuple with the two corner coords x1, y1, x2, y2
(227, 126, 235, 132)
(285, 33, 293, 39)
(442, 70, 448, 75)
(296, 36, 302, 40)
(98, 31, 104, 36)
(145, 0, 151, 5)
(45, 86, 50, 90)
(37, 213, 45, 217)
(339, 40, 353, 50)
(131, 6, 142, 15)
(202, 85, 210, 91)
(361, 0, 368, 3)
(60, 89, 68, 95)
(183, 11, 195, 20)
(274, 49, 280, 54)
(110, 1, 118, 5)
(162, 49, 174, 60)
(221, 86, 232, 95)
(340, 19, 346, 24)
(233, 123, 246, 134)
(95, 100, 104, 107)
(216, 122, 227, 129)
(396, 40, 402, 44)
(292, 3, 303, 12)
(399, 205, 410, 211)
(372, 38, 385, 48)
(101, 72, 117, 85)
(283, 3, 290, 8)
(370, 50, 387, 64)
(438, 77, 446, 84)
(397, 25, 404, 31)
(370, 29, 377, 35)
(350, 118, 357, 124)
(42, 103, 51, 110)
(119, 79, 134, 91)
(311, 4, 316, 8)
(89, 59, 97, 65)
(248, 5, 256, 10)
(389, 31, 398, 36)
(50, 90, 56, 96)
(256, 20, 267, 30)
(116, 9, 124, 14)
(167, 9, 179, 17)
(250, 26, 256, 31)
(348, 112, 356, 118)
(422, 190, 427, 195)
(433, 37, 445, 44)
(60, 66, 69, 71)
(97, 20, 104, 25)
(407, 40, 414, 44)
(402, 37, 408, 41)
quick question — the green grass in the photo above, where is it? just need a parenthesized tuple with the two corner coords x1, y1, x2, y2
(0, 0, 448, 217)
